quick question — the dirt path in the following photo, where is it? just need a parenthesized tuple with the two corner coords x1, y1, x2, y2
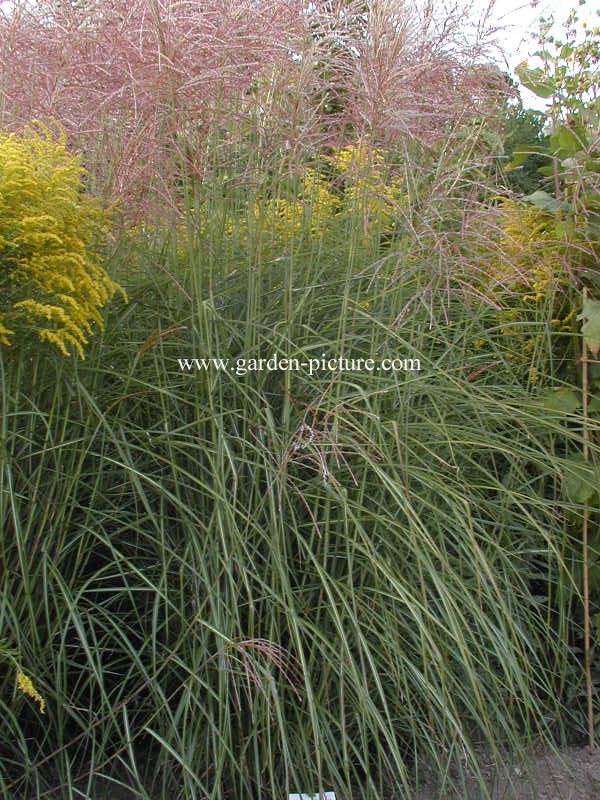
(417, 745, 600, 799)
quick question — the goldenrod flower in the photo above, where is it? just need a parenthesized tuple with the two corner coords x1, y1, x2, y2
(0, 122, 126, 358)
(0, 316, 14, 346)
(17, 671, 46, 714)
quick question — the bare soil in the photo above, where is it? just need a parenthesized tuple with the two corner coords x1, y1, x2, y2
(416, 744, 600, 800)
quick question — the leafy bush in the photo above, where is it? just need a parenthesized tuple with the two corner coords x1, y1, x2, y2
(0, 123, 124, 358)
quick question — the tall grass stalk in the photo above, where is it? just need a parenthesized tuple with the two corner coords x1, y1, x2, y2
(1, 163, 595, 796)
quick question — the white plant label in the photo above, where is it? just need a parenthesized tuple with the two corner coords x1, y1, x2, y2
(288, 794, 336, 800)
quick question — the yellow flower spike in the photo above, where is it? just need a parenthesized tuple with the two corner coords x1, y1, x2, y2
(0, 122, 125, 358)
(0, 316, 14, 345)
(17, 671, 46, 714)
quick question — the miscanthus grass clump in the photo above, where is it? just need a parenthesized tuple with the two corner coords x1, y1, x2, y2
(0, 123, 124, 358)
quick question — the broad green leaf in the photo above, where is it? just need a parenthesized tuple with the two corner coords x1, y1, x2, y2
(577, 298, 600, 357)
(563, 454, 598, 504)
(550, 123, 588, 157)
(515, 64, 555, 99)
(588, 396, 600, 414)
(506, 149, 531, 170)
(506, 146, 549, 172)
(541, 387, 581, 414)
(524, 190, 568, 212)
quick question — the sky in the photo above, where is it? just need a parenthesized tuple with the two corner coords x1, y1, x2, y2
(475, 0, 599, 108)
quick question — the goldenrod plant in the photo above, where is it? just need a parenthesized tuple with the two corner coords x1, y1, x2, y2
(0, 123, 124, 358)
(327, 141, 406, 241)
(217, 144, 405, 262)
(0, 639, 45, 714)
(471, 198, 575, 384)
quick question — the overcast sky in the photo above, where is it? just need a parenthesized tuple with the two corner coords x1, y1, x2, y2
(476, 0, 599, 107)
(490, 0, 595, 58)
